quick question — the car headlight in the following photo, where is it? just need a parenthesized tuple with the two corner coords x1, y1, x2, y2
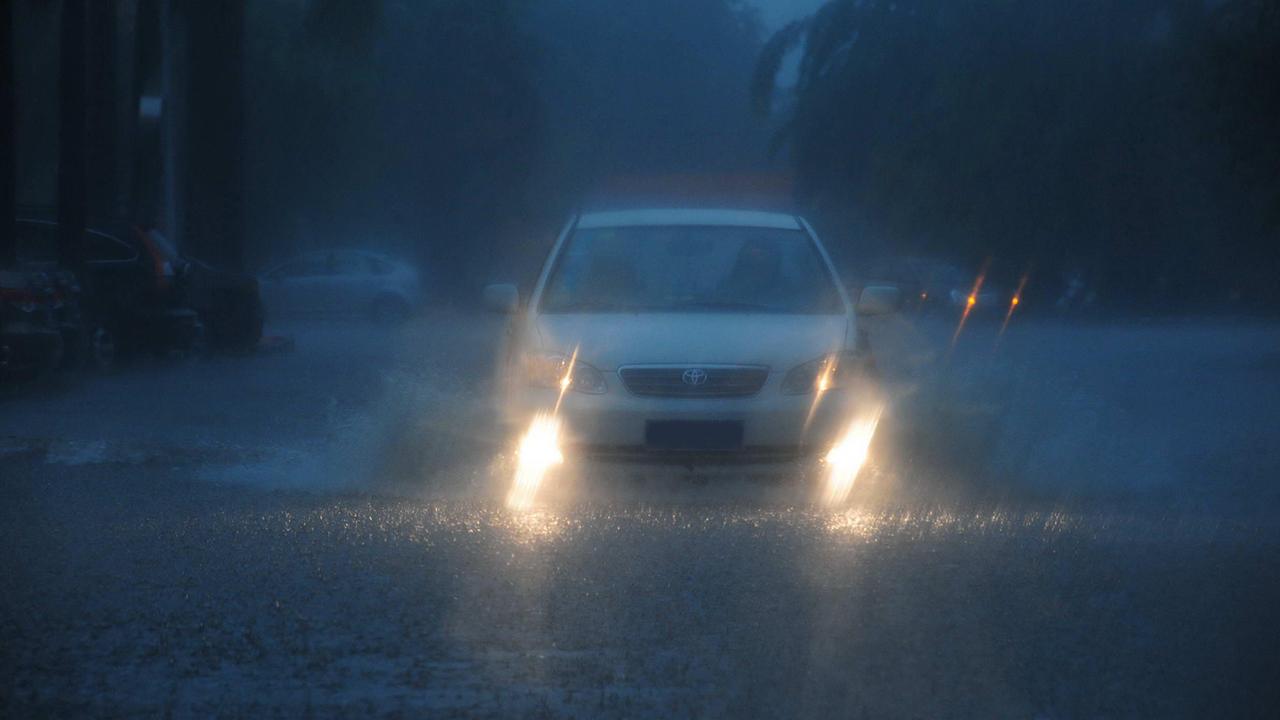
(781, 351, 867, 395)
(524, 352, 607, 394)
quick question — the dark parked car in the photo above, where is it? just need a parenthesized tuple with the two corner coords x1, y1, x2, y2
(861, 256, 973, 313)
(15, 219, 263, 368)
(0, 268, 64, 381)
(862, 256, 1026, 316)
(139, 228, 264, 350)
(15, 218, 200, 368)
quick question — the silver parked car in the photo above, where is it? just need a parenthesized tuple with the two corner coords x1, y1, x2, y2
(259, 250, 424, 321)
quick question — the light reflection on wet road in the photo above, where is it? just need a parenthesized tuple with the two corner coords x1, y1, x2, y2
(3, 314, 1280, 717)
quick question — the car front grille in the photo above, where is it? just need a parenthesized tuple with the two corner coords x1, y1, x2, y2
(618, 365, 769, 398)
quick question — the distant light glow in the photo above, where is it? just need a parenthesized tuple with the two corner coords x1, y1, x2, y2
(821, 406, 882, 507)
(507, 413, 563, 511)
(951, 262, 990, 348)
(999, 273, 1031, 338)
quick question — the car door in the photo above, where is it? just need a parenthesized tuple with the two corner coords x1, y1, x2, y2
(82, 228, 146, 326)
(261, 255, 326, 318)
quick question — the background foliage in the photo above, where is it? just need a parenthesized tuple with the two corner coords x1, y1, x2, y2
(753, 0, 1280, 309)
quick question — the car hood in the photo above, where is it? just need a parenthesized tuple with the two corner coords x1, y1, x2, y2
(532, 313, 850, 370)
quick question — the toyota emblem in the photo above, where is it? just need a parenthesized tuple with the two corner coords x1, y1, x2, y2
(682, 368, 709, 386)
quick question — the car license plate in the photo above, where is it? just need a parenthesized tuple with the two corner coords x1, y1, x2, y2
(644, 421, 744, 451)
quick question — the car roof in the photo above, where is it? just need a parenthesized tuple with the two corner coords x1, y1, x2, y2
(576, 208, 802, 230)
(17, 217, 136, 241)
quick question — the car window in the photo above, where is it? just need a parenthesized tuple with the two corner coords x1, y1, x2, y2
(540, 226, 844, 314)
(85, 231, 138, 263)
(15, 222, 140, 264)
(272, 257, 326, 279)
(327, 252, 367, 276)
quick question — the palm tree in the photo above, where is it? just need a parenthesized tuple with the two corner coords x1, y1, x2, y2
(749, 0, 950, 204)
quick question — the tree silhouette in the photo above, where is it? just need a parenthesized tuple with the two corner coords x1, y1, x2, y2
(752, 0, 1280, 309)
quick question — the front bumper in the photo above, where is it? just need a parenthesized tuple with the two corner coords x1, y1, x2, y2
(504, 376, 879, 458)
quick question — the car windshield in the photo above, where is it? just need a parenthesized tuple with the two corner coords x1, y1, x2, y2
(540, 225, 843, 314)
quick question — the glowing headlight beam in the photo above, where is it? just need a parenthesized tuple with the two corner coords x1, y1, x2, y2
(510, 345, 580, 511)
(804, 355, 839, 432)
(821, 406, 882, 507)
(507, 413, 564, 511)
(552, 346, 579, 415)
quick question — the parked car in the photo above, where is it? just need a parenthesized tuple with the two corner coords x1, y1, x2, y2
(944, 259, 1025, 314)
(0, 268, 64, 381)
(16, 218, 202, 368)
(259, 250, 423, 321)
(31, 266, 90, 369)
(137, 228, 264, 350)
(946, 283, 1007, 311)
(863, 256, 1023, 315)
(486, 208, 896, 460)
(860, 256, 972, 312)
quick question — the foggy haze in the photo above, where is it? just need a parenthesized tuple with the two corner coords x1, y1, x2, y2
(3, 1, 1279, 717)
(753, 0, 827, 28)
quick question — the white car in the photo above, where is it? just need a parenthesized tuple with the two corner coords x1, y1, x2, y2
(259, 250, 423, 321)
(487, 209, 897, 459)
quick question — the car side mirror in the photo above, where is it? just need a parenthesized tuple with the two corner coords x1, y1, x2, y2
(483, 283, 519, 314)
(857, 285, 901, 316)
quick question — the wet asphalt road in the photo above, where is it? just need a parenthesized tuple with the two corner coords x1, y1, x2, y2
(3, 312, 1279, 718)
